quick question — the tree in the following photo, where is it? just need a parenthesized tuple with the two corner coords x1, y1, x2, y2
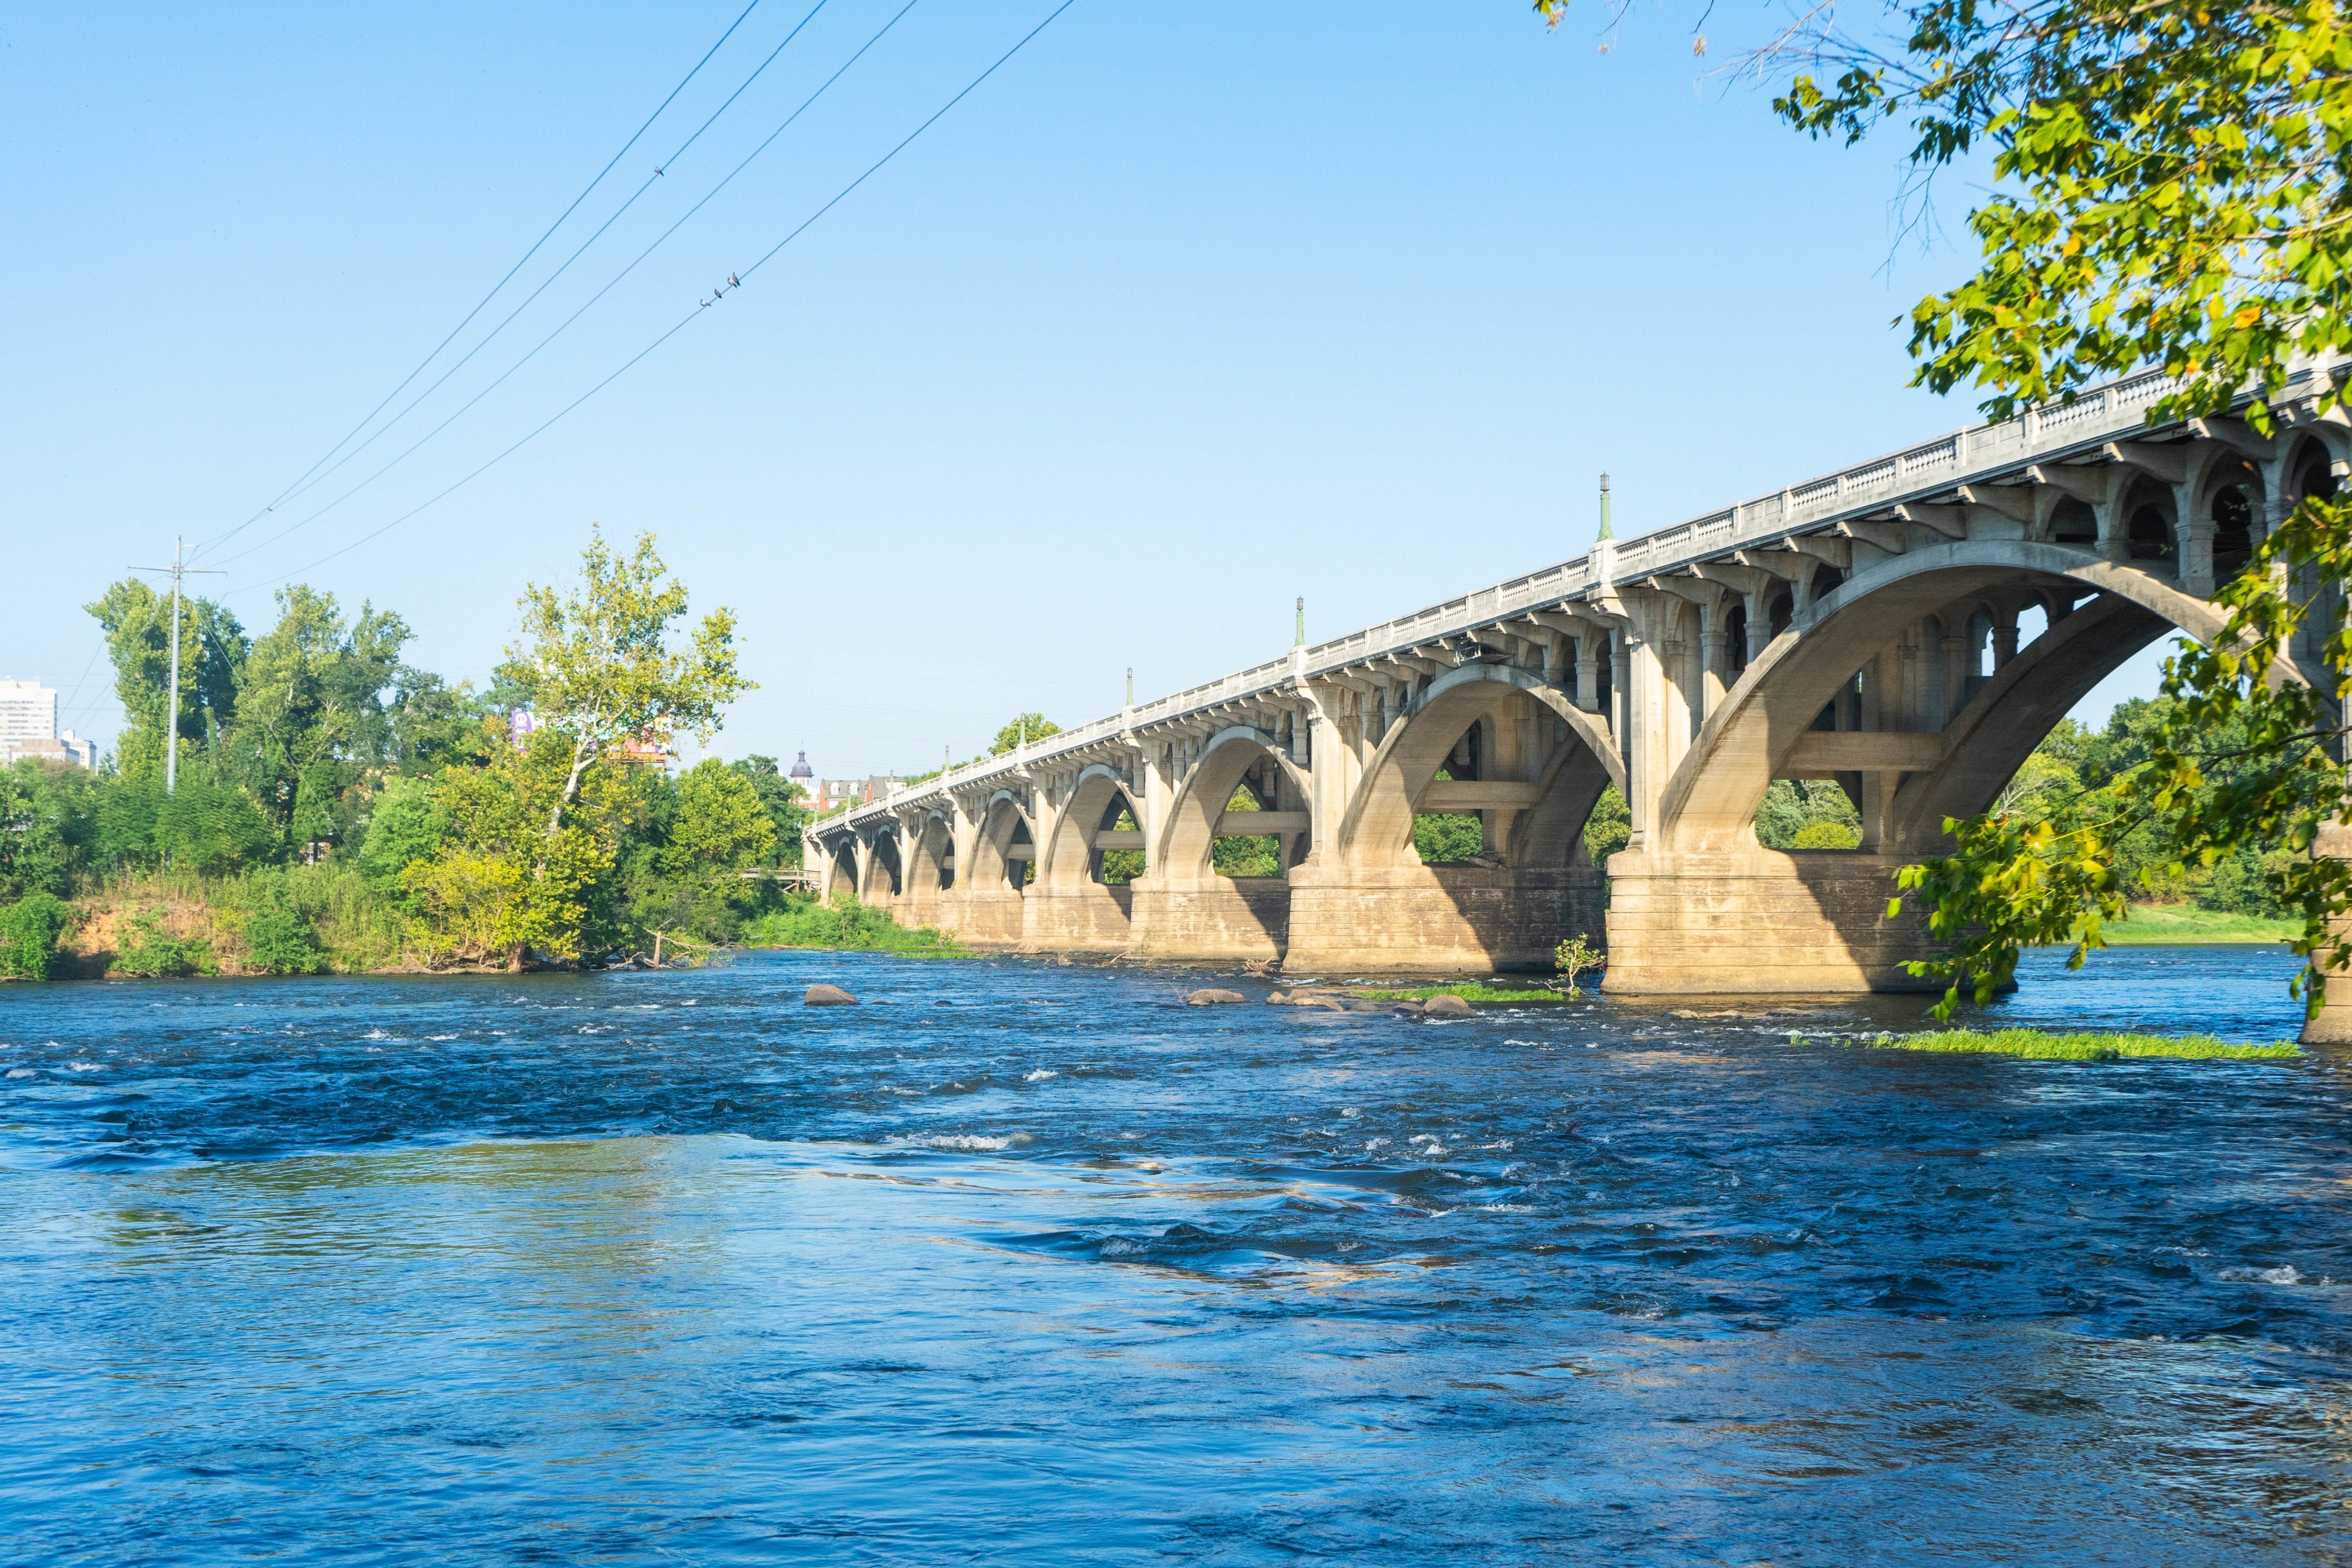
(728, 755, 812, 865)
(990, 713, 1062, 754)
(498, 529, 749, 834)
(233, 586, 412, 853)
(667, 760, 777, 877)
(1583, 785, 1631, 863)
(358, 776, 448, 895)
(1755, 780, 1862, 850)
(86, 579, 245, 782)
(0, 763, 80, 899)
(1536, 0, 2352, 1022)
(412, 530, 749, 967)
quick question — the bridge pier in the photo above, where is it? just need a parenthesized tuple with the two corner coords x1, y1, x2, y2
(948, 887, 1027, 946)
(1127, 876, 1287, 963)
(1601, 849, 1940, 995)
(1283, 865, 1602, 975)
(1020, 881, 1134, 952)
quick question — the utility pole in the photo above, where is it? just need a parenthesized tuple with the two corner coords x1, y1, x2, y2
(130, 536, 224, 796)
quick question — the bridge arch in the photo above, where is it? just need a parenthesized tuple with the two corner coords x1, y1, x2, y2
(1282, 665, 1620, 975)
(1338, 663, 1623, 869)
(942, 791, 1033, 945)
(899, 811, 955, 921)
(858, 828, 902, 902)
(1026, 764, 1149, 949)
(1133, 726, 1306, 963)
(1655, 539, 2241, 858)
(825, 837, 860, 904)
(1156, 726, 1310, 880)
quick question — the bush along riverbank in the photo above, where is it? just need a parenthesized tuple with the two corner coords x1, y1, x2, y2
(1795, 1029, 2301, 1062)
(742, 899, 969, 957)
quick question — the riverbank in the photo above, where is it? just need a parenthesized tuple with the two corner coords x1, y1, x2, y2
(2095, 904, 2297, 945)
(1806, 1027, 2303, 1062)
(741, 900, 969, 956)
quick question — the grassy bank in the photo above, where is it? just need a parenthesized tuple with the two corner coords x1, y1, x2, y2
(2094, 904, 2298, 946)
(1798, 1028, 2300, 1062)
(741, 899, 969, 956)
(1349, 982, 1573, 1004)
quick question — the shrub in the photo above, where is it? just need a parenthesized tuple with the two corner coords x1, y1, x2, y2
(1554, 932, 1602, 990)
(0, 892, 71, 980)
(114, 907, 216, 978)
(1791, 820, 1861, 849)
(1414, 813, 1486, 865)
(240, 905, 324, 975)
(742, 897, 965, 955)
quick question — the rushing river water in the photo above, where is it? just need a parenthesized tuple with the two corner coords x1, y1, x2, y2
(2, 945, 2347, 1565)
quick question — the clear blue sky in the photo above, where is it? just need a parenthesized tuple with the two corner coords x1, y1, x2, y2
(2, 1, 2164, 773)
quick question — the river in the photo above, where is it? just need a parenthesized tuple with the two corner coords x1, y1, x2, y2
(2, 946, 2346, 1565)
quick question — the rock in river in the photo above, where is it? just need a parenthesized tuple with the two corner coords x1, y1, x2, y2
(1185, 989, 1247, 1006)
(804, 984, 860, 1007)
(1421, 994, 1473, 1018)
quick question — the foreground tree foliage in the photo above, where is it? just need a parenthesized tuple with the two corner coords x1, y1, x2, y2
(1540, 0, 2352, 1018)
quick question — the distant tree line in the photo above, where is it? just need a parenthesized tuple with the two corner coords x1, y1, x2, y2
(0, 531, 814, 980)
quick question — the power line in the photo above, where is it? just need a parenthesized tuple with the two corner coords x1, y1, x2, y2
(737, 0, 1073, 285)
(217, 0, 841, 539)
(234, 0, 1078, 593)
(208, 0, 925, 573)
(191, 0, 768, 560)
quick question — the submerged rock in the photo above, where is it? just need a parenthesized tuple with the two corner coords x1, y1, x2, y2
(1185, 989, 1247, 1006)
(1421, 994, 1473, 1018)
(804, 984, 859, 1007)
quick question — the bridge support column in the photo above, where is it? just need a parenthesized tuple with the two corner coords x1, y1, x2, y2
(1127, 876, 1287, 963)
(1022, 882, 1135, 952)
(2303, 825, 2352, 1044)
(1602, 849, 1940, 995)
(1283, 865, 1603, 976)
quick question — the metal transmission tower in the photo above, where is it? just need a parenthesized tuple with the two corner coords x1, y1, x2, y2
(130, 537, 225, 795)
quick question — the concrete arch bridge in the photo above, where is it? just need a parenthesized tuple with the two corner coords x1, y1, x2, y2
(809, 362, 2347, 993)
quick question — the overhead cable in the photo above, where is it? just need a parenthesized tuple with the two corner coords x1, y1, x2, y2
(210, 0, 924, 572)
(192, 0, 767, 559)
(229, 0, 840, 533)
(234, 0, 1079, 595)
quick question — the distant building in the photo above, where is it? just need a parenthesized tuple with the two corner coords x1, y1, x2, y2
(801, 757, 903, 817)
(0, 681, 94, 769)
(0, 680, 56, 746)
(2, 732, 96, 770)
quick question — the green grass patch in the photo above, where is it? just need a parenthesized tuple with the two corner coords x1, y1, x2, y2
(741, 899, 970, 956)
(2090, 904, 2298, 946)
(1350, 982, 1573, 1004)
(1796, 1028, 2300, 1062)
